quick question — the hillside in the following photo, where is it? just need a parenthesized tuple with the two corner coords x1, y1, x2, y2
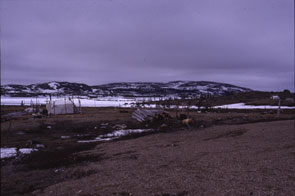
(1, 81, 252, 98)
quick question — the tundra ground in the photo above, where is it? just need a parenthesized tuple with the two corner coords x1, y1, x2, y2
(1, 106, 295, 196)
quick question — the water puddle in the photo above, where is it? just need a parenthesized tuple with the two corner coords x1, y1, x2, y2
(78, 129, 153, 143)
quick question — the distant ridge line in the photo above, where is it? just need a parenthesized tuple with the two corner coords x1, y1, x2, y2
(1, 80, 252, 98)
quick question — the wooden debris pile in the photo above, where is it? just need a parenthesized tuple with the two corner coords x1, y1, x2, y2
(132, 109, 171, 123)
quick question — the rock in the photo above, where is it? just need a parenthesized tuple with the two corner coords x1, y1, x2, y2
(26, 140, 42, 148)
(100, 122, 109, 128)
(112, 124, 127, 130)
(61, 136, 70, 139)
(16, 131, 26, 135)
(24, 107, 34, 113)
(36, 144, 45, 148)
(160, 123, 168, 128)
(178, 113, 188, 120)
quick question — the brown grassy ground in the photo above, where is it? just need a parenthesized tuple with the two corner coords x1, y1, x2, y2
(1, 106, 295, 196)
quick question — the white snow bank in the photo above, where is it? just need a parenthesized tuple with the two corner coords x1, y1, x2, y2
(2, 97, 294, 109)
(1, 148, 38, 159)
(78, 129, 153, 143)
(214, 103, 295, 109)
(0, 96, 136, 108)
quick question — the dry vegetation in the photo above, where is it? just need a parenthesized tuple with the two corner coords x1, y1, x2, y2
(1, 105, 295, 196)
(147, 91, 295, 108)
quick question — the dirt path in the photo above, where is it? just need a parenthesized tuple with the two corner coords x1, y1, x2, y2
(31, 120, 295, 196)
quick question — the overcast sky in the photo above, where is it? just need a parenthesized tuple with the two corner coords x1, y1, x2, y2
(1, 0, 294, 91)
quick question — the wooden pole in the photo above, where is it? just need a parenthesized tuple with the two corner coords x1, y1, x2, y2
(277, 98, 281, 117)
(78, 96, 82, 113)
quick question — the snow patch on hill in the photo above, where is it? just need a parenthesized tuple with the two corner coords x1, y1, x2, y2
(48, 82, 59, 90)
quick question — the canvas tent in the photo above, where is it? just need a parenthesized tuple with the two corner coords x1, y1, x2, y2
(46, 98, 79, 115)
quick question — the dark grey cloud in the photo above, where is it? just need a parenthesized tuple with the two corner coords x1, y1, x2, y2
(1, 0, 294, 91)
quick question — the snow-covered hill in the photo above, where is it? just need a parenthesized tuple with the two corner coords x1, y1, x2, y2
(1, 81, 252, 97)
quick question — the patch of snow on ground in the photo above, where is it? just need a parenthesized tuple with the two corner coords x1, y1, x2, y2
(1, 148, 38, 159)
(1, 148, 16, 159)
(214, 103, 295, 109)
(78, 129, 153, 143)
